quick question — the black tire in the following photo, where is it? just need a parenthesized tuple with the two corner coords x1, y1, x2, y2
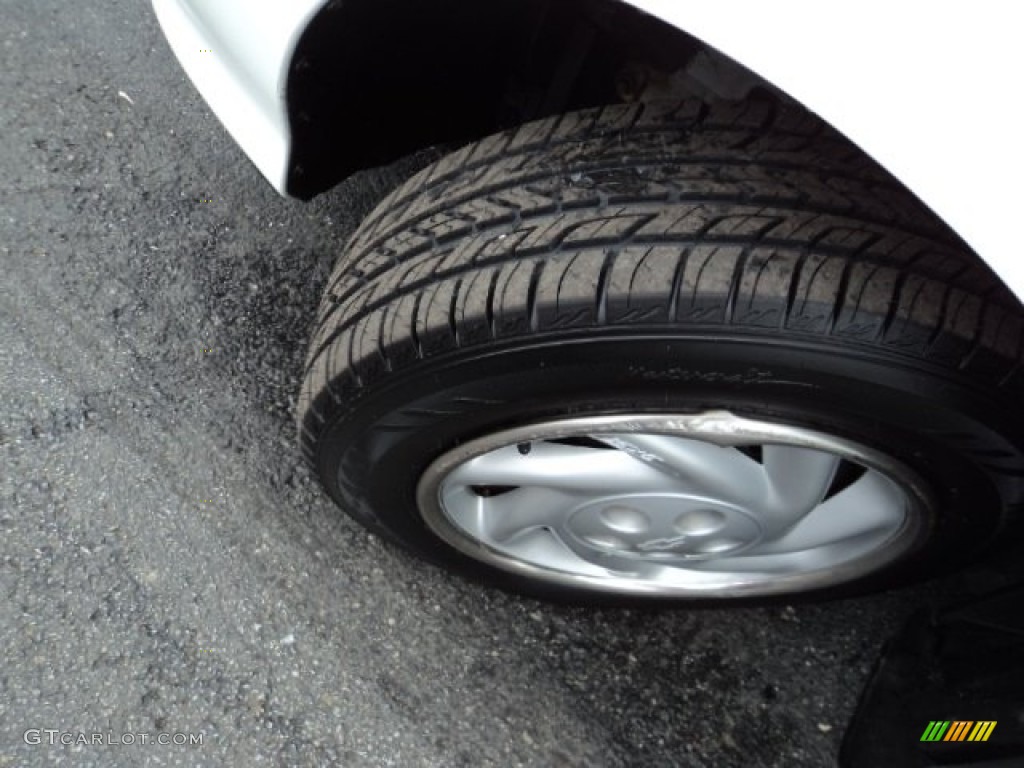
(298, 100, 1024, 604)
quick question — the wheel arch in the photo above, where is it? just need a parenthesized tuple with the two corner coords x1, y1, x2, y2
(282, 0, 1024, 303)
(284, 0, 745, 200)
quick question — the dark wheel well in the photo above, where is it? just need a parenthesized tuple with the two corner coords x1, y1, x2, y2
(285, 0, 758, 199)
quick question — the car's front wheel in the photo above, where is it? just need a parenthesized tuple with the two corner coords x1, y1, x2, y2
(298, 101, 1024, 603)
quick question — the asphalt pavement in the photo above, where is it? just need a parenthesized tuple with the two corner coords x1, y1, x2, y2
(0, 2, 951, 766)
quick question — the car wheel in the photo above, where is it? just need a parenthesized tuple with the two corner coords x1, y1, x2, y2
(298, 100, 1024, 603)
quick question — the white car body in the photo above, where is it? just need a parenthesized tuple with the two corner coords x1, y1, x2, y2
(152, 0, 1024, 302)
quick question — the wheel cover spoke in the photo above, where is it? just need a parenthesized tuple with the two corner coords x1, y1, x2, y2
(474, 486, 580, 543)
(600, 434, 767, 508)
(748, 471, 904, 557)
(444, 442, 678, 495)
(759, 445, 842, 535)
(417, 411, 931, 598)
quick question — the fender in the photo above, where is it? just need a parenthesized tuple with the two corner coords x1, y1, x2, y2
(629, 1, 1024, 306)
(152, 0, 1024, 301)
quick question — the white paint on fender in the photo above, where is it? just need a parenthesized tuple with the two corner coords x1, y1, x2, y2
(625, 0, 1024, 299)
(151, 0, 324, 191)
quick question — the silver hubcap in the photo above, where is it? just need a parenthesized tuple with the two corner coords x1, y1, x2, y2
(416, 411, 932, 598)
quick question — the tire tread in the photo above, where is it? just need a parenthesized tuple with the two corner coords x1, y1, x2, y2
(298, 100, 1022, 461)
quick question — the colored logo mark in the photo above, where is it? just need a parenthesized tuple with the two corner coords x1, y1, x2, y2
(920, 721, 996, 742)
